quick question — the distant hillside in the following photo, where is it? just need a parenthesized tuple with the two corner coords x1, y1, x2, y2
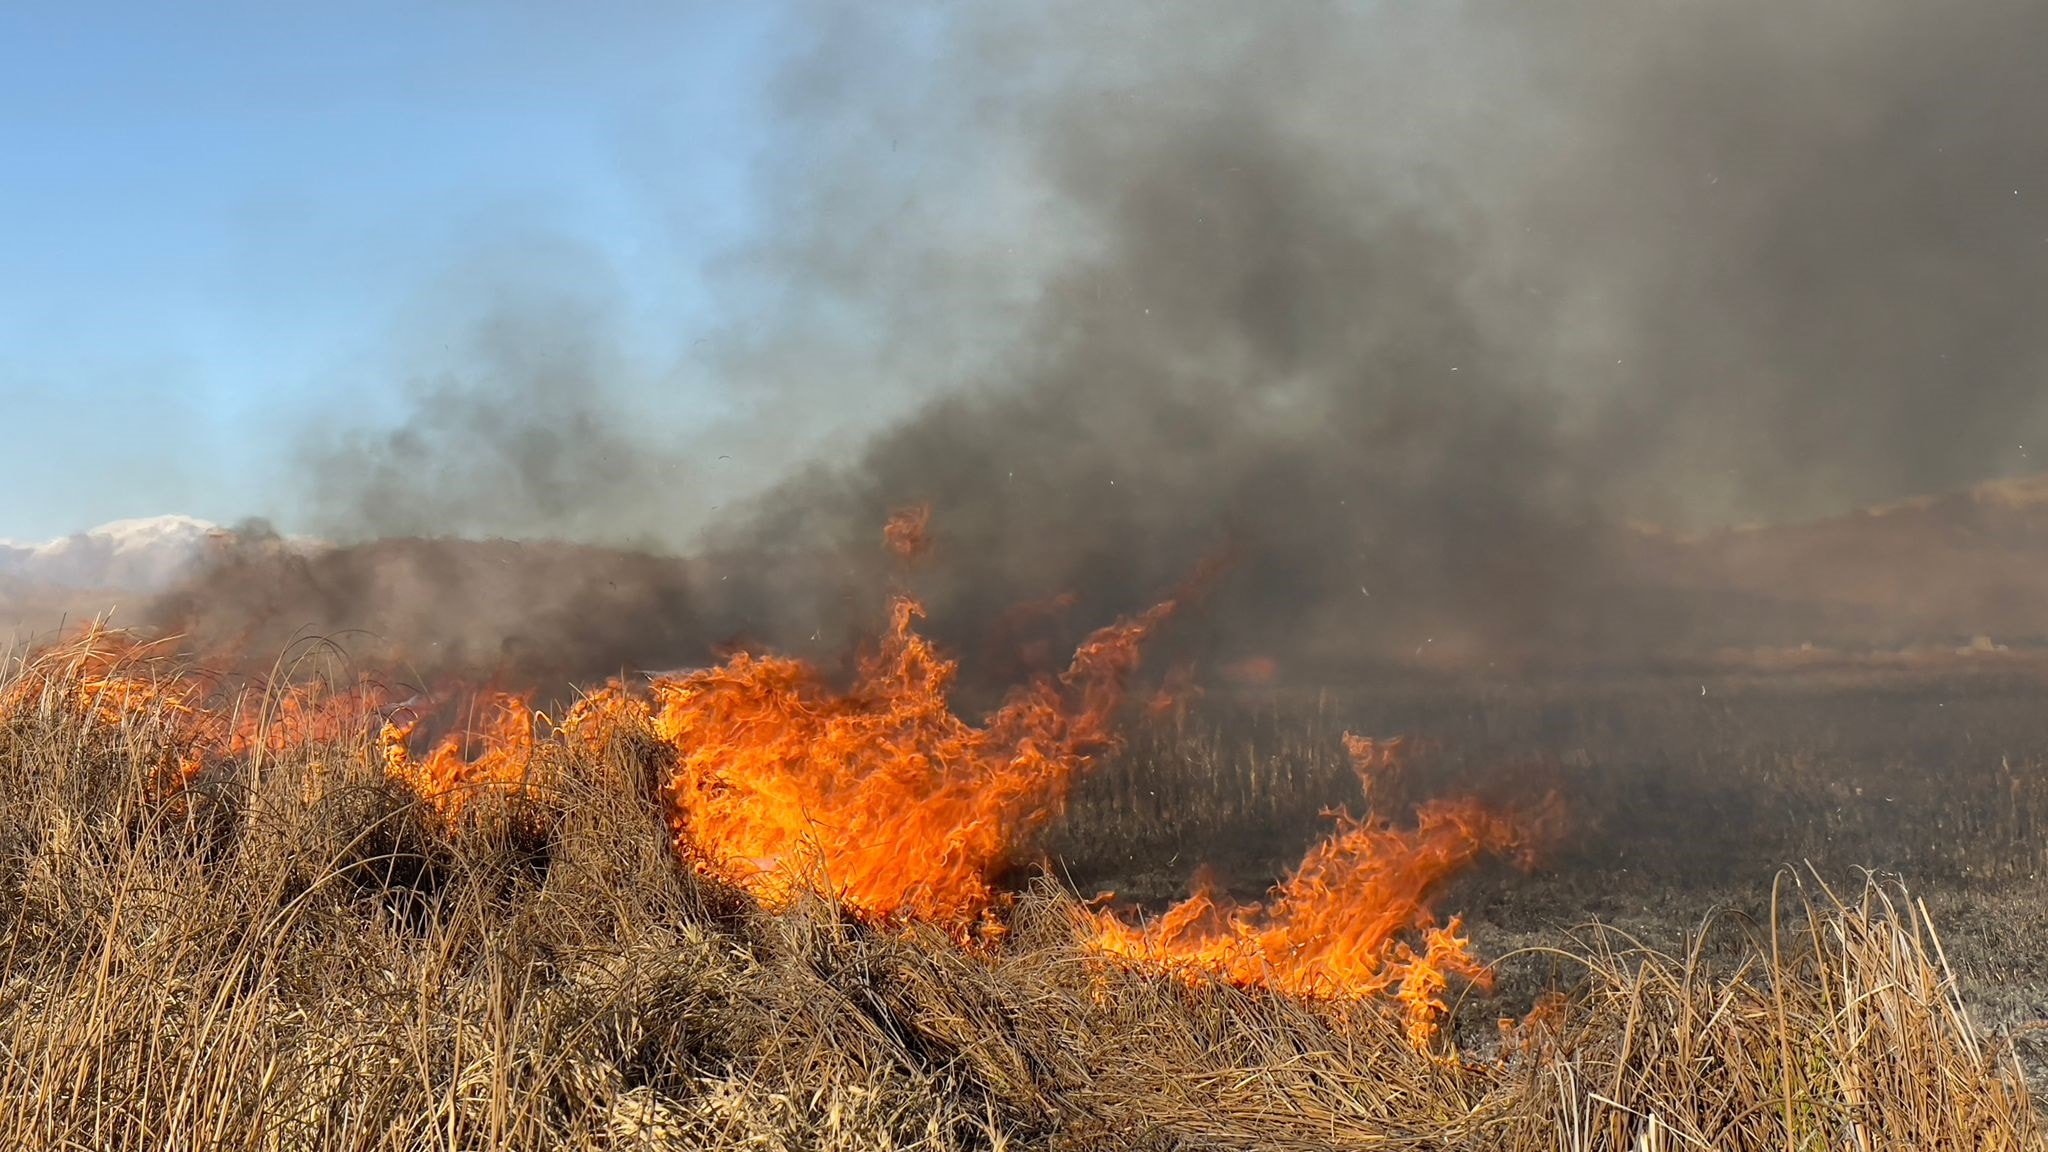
(1633, 474, 2048, 654)
(0, 515, 221, 591)
(0, 516, 228, 642)
(13, 478, 2048, 674)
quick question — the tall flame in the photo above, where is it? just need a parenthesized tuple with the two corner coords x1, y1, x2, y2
(649, 592, 1174, 926)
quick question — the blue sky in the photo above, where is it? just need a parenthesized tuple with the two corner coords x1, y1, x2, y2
(0, 3, 793, 540)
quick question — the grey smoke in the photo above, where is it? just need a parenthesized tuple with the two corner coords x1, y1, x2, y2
(695, 0, 2048, 668)
(1504, 0, 2048, 524)
(147, 526, 711, 690)
(175, 0, 2048, 677)
(297, 281, 694, 547)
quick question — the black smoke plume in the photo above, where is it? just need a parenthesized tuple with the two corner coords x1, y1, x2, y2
(155, 1, 2048, 680)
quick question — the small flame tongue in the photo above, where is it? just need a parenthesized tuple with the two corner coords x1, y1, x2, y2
(883, 503, 933, 561)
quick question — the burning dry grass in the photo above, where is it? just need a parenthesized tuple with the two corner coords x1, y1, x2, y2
(0, 644, 2038, 1149)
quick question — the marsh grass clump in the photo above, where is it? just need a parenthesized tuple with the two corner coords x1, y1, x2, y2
(1492, 874, 2039, 1149)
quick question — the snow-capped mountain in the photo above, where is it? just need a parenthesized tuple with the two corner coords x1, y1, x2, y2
(0, 515, 224, 591)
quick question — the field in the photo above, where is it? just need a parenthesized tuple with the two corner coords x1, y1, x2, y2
(1, 639, 2045, 1149)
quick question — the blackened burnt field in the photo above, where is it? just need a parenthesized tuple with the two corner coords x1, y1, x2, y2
(1056, 668, 2048, 1056)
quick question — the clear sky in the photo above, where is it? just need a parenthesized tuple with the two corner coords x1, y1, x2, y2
(0, 2, 789, 540)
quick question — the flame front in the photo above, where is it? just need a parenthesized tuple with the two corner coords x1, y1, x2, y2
(1086, 735, 1554, 1045)
(3, 626, 390, 790)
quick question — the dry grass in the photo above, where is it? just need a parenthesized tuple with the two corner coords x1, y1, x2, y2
(0, 652, 2038, 1149)
(1495, 875, 2039, 1149)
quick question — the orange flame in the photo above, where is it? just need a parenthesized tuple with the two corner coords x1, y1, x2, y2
(3, 626, 391, 790)
(1086, 734, 1554, 1046)
(379, 691, 542, 816)
(649, 592, 1177, 926)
